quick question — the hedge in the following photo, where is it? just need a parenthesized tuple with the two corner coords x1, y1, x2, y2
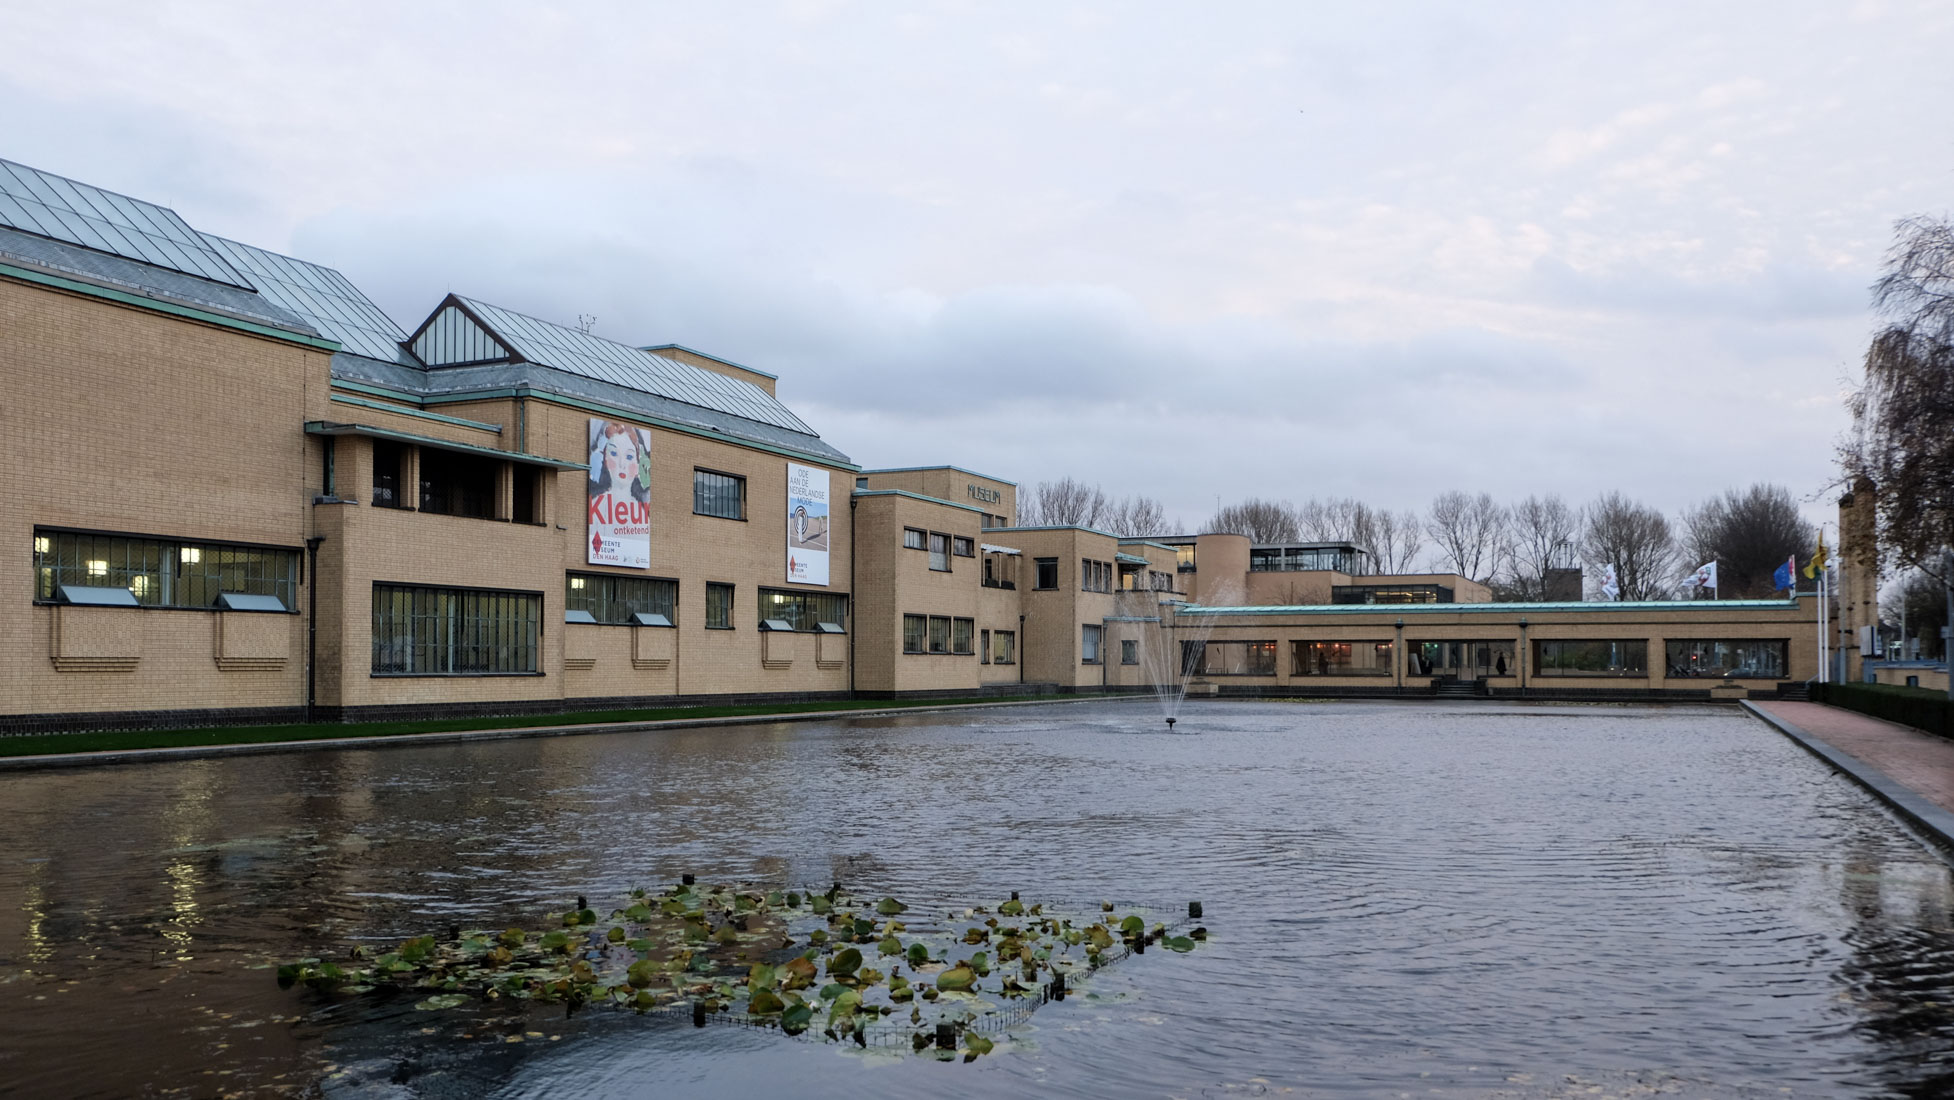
(1810, 681, 1954, 741)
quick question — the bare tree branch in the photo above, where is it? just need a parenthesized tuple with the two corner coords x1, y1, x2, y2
(1581, 492, 1677, 601)
(1208, 498, 1299, 543)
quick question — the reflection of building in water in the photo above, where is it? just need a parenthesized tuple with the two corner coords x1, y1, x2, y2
(0, 155, 1834, 728)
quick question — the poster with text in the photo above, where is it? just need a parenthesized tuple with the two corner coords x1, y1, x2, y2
(587, 418, 652, 568)
(785, 462, 830, 585)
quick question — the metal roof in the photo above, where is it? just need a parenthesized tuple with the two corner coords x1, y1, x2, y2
(416, 297, 819, 437)
(0, 224, 313, 333)
(0, 158, 253, 290)
(201, 234, 418, 366)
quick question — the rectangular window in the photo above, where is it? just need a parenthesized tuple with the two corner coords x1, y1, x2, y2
(1407, 640, 1516, 678)
(419, 447, 500, 519)
(694, 469, 746, 520)
(952, 617, 974, 655)
(372, 583, 539, 675)
(1082, 624, 1103, 664)
(566, 572, 676, 625)
(1035, 558, 1058, 590)
(952, 536, 975, 557)
(706, 583, 734, 629)
(993, 630, 1016, 665)
(759, 588, 848, 631)
(1184, 640, 1278, 676)
(1121, 639, 1138, 665)
(34, 529, 298, 611)
(1331, 584, 1453, 605)
(1175, 544, 1196, 573)
(372, 439, 407, 508)
(903, 614, 927, 654)
(903, 528, 927, 550)
(1292, 640, 1395, 676)
(980, 629, 991, 664)
(929, 533, 950, 571)
(1663, 639, 1787, 679)
(928, 615, 951, 654)
(512, 467, 542, 525)
(1533, 639, 1648, 677)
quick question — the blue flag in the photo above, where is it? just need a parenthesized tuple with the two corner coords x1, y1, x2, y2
(1772, 556, 1795, 591)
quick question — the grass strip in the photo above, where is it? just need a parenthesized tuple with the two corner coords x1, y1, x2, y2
(0, 695, 1105, 758)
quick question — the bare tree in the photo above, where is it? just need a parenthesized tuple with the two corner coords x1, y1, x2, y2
(1843, 215, 1954, 579)
(1581, 492, 1678, 601)
(1357, 507, 1426, 574)
(1104, 494, 1172, 537)
(1295, 498, 1362, 542)
(1883, 569, 1949, 660)
(1019, 477, 1109, 529)
(1207, 498, 1299, 542)
(1425, 491, 1507, 582)
(1679, 484, 1812, 598)
(1293, 497, 1424, 572)
(1502, 495, 1582, 600)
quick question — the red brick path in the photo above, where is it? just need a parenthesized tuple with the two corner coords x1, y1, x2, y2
(1752, 700, 1954, 815)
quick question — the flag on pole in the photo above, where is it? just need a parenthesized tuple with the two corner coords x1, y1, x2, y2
(1601, 563, 1620, 601)
(1772, 555, 1795, 592)
(1683, 561, 1718, 593)
(1804, 533, 1829, 580)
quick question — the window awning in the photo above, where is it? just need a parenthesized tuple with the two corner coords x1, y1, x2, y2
(1115, 553, 1150, 565)
(304, 421, 588, 470)
(980, 543, 1022, 556)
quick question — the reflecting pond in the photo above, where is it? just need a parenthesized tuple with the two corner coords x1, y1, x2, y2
(2, 700, 1953, 1098)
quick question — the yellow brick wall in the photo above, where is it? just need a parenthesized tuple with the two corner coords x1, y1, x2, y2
(1, 277, 323, 716)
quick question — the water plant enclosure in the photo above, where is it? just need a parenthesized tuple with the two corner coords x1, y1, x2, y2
(280, 880, 1204, 1061)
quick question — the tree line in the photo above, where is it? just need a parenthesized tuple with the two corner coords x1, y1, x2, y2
(1016, 475, 1818, 602)
(1203, 485, 1814, 601)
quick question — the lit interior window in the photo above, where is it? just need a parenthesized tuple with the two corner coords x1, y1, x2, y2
(86, 560, 109, 577)
(180, 547, 201, 564)
(34, 536, 50, 554)
(569, 577, 585, 589)
(131, 576, 150, 596)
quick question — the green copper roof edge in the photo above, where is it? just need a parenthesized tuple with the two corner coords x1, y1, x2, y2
(303, 421, 586, 469)
(329, 393, 502, 433)
(850, 489, 988, 515)
(860, 464, 1019, 487)
(1176, 598, 1804, 615)
(352, 384, 860, 471)
(0, 261, 341, 352)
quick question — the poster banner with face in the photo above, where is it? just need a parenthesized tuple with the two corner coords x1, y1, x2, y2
(587, 418, 652, 568)
(785, 462, 830, 585)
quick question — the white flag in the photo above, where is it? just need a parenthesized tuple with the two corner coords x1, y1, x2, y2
(1601, 563, 1620, 601)
(1685, 562, 1717, 592)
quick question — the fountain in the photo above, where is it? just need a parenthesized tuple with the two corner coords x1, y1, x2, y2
(1123, 584, 1233, 730)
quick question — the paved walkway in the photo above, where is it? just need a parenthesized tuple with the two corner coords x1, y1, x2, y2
(1746, 699, 1954, 853)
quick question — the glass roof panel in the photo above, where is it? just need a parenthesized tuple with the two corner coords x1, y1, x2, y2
(0, 158, 253, 290)
(202, 233, 413, 364)
(454, 296, 818, 436)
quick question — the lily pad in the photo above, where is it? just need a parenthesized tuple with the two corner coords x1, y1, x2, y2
(876, 897, 908, 916)
(415, 993, 469, 1011)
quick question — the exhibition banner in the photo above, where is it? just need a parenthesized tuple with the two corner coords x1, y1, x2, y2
(786, 462, 830, 585)
(587, 418, 652, 568)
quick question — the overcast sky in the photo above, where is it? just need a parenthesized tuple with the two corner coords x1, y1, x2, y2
(6, 1, 1952, 538)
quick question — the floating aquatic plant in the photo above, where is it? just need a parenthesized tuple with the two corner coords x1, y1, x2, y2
(278, 881, 1205, 1061)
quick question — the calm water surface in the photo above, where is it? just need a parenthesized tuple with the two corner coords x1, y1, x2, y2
(2, 700, 1952, 1099)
